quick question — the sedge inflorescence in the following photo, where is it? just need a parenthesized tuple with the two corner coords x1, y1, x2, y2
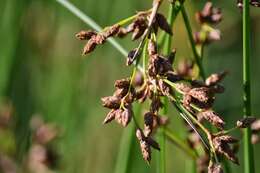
(76, 0, 260, 172)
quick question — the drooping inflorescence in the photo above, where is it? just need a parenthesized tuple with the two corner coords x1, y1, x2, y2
(76, 0, 259, 172)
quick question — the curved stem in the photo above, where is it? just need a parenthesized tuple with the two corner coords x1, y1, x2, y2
(181, 6, 206, 80)
(164, 128, 198, 159)
(242, 0, 255, 173)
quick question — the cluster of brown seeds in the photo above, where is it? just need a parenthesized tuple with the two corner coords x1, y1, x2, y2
(237, 0, 260, 8)
(194, 2, 222, 45)
(236, 117, 260, 144)
(76, 0, 260, 172)
(0, 102, 60, 173)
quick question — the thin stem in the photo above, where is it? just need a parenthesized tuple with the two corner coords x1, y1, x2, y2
(156, 3, 175, 172)
(242, 0, 255, 172)
(114, 106, 141, 173)
(164, 128, 197, 159)
(181, 6, 206, 80)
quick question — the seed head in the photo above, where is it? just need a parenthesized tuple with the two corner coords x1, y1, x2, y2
(101, 96, 121, 109)
(251, 119, 260, 132)
(205, 71, 227, 86)
(155, 13, 173, 35)
(197, 110, 225, 129)
(76, 30, 97, 40)
(103, 109, 116, 124)
(208, 162, 223, 173)
(236, 116, 256, 128)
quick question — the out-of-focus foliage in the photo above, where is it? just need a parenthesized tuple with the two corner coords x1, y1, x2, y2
(0, 0, 259, 173)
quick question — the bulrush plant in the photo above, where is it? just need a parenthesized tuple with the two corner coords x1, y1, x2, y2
(59, 0, 260, 172)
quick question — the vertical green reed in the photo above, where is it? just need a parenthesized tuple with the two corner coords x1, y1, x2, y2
(242, 0, 255, 173)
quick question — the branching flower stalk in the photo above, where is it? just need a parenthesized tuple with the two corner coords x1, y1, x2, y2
(56, 0, 260, 172)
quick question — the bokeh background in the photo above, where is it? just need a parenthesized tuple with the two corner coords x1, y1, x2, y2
(0, 0, 260, 173)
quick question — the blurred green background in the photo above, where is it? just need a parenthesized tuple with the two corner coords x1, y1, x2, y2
(0, 0, 260, 173)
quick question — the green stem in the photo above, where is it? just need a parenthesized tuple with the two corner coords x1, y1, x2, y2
(242, 0, 255, 173)
(181, 6, 206, 80)
(114, 106, 141, 173)
(165, 128, 197, 159)
(157, 3, 176, 172)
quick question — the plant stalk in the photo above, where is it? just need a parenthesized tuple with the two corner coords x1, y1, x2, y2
(242, 0, 255, 173)
(181, 6, 206, 80)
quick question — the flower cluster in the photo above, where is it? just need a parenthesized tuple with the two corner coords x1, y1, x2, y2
(76, 0, 259, 172)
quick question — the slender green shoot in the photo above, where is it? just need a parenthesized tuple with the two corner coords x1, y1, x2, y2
(165, 128, 197, 159)
(181, 6, 206, 80)
(242, 0, 255, 173)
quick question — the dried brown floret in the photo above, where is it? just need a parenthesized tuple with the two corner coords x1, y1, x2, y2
(216, 135, 239, 143)
(251, 119, 260, 132)
(157, 79, 171, 96)
(155, 13, 173, 35)
(103, 109, 116, 124)
(150, 97, 162, 113)
(176, 59, 194, 78)
(236, 116, 256, 128)
(101, 96, 121, 109)
(198, 110, 225, 129)
(136, 129, 151, 163)
(188, 87, 214, 103)
(83, 39, 97, 55)
(148, 39, 157, 56)
(175, 83, 192, 93)
(205, 71, 227, 86)
(103, 24, 120, 38)
(146, 137, 160, 150)
(76, 30, 97, 40)
(210, 84, 225, 94)
(127, 48, 140, 66)
(250, 0, 260, 7)
(115, 106, 133, 127)
(251, 134, 260, 144)
(208, 162, 223, 173)
(114, 78, 130, 89)
(148, 55, 172, 77)
(196, 2, 222, 24)
(144, 112, 155, 136)
(213, 136, 239, 164)
(131, 16, 147, 40)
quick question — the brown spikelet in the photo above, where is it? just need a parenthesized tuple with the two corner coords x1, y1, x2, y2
(76, 30, 97, 40)
(188, 87, 213, 103)
(236, 116, 256, 128)
(101, 96, 121, 109)
(208, 162, 223, 173)
(114, 78, 130, 89)
(83, 39, 97, 55)
(136, 129, 151, 163)
(127, 48, 139, 66)
(147, 137, 160, 150)
(144, 112, 154, 137)
(213, 136, 239, 164)
(217, 135, 239, 143)
(103, 109, 116, 124)
(148, 39, 157, 56)
(196, 2, 222, 24)
(115, 106, 132, 127)
(251, 119, 260, 132)
(103, 24, 120, 38)
(198, 110, 225, 129)
(155, 13, 173, 35)
(205, 71, 227, 86)
(251, 134, 260, 144)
